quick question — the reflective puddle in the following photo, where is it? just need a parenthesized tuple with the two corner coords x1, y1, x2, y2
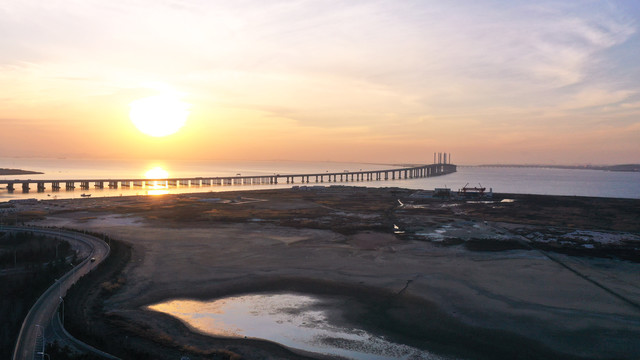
(148, 293, 449, 360)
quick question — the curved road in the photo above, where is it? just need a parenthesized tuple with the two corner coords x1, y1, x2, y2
(3, 226, 114, 360)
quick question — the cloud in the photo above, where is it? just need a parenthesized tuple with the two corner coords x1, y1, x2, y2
(0, 0, 638, 163)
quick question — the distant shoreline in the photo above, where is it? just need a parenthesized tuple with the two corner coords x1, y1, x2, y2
(0, 168, 44, 176)
(475, 164, 640, 172)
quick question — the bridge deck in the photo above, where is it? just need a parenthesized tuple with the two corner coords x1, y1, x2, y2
(0, 164, 456, 190)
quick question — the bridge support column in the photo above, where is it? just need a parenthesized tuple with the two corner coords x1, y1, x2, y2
(22, 182, 30, 191)
(37, 182, 46, 191)
(66, 182, 75, 190)
(52, 182, 60, 190)
(94, 181, 104, 189)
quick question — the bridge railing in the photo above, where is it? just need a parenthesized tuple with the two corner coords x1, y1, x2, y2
(1, 163, 456, 190)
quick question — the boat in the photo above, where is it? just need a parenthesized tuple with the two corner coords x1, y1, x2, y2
(81, 193, 91, 197)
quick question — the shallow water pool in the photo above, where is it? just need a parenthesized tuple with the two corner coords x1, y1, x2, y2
(148, 293, 449, 360)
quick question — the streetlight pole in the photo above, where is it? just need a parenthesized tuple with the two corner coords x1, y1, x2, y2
(59, 297, 64, 326)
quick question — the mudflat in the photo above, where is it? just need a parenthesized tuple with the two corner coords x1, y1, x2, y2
(21, 187, 640, 359)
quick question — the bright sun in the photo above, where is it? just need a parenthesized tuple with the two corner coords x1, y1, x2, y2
(129, 94, 190, 137)
(145, 167, 169, 179)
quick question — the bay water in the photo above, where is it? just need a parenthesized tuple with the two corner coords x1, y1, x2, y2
(1, 159, 639, 200)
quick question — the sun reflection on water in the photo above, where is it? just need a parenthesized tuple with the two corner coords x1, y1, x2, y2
(147, 188, 169, 195)
(145, 167, 169, 195)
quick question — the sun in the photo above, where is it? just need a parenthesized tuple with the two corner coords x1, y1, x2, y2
(129, 94, 190, 137)
(145, 167, 169, 179)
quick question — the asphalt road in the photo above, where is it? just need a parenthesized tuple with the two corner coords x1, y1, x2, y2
(3, 226, 112, 360)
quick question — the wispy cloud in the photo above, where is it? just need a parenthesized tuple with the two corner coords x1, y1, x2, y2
(0, 0, 638, 163)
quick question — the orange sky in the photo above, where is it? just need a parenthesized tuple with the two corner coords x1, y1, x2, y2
(1, 1, 639, 165)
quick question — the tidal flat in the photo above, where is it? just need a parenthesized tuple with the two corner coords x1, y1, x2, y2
(15, 187, 640, 359)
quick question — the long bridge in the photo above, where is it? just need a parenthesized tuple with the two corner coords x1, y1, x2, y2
(1, 163, 456, 192)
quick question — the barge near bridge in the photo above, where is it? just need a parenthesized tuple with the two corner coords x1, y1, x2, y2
(1, 163, 456, 192)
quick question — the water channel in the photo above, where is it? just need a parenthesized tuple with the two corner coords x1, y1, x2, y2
(148, 293, 451, 360)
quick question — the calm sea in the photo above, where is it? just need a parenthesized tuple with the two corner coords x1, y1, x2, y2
(1, 159, 639, 200)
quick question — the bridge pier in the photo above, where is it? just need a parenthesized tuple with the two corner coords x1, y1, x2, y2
(0, 164, 457, 194)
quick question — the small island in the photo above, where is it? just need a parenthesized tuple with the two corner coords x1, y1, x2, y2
(0, 168, 44, 176)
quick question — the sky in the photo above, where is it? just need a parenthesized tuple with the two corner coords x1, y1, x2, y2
(1, 0, 639, 165)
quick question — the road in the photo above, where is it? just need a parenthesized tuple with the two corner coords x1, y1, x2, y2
(3, 226, 113, 360)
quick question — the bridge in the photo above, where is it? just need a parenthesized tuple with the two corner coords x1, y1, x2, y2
(0, 163, 456, 192)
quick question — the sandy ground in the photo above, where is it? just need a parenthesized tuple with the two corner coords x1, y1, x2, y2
(22, 189, 640, 359)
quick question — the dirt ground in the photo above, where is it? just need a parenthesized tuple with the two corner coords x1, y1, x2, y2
(19, 187, 640, 359)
